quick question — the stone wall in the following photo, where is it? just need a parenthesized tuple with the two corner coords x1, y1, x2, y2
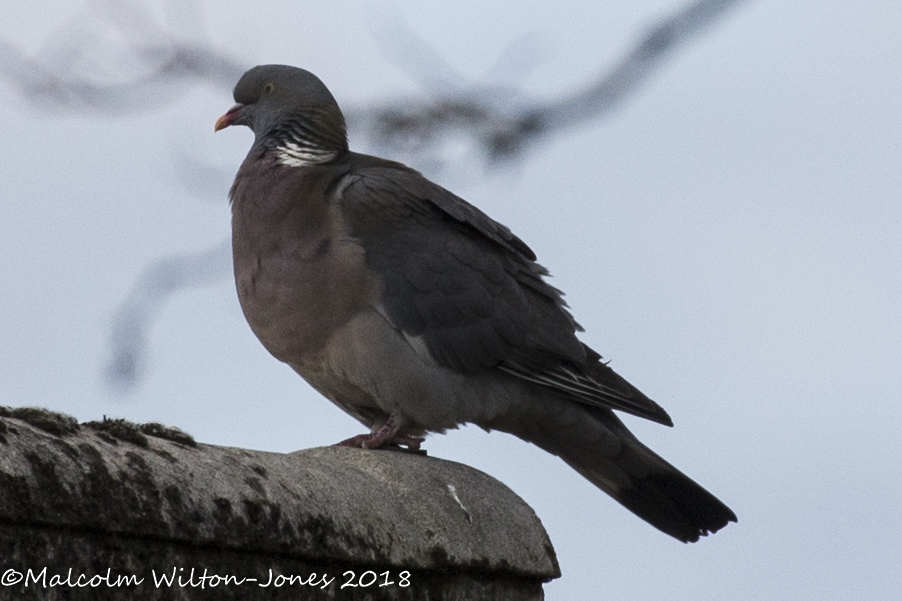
(0, 408, 559, 600)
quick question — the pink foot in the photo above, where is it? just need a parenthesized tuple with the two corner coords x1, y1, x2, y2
(335, 416, 424, 450)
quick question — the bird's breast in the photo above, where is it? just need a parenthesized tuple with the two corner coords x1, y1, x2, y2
(230, 164, 378, 367)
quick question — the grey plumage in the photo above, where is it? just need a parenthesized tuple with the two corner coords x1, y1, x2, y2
(217, 64, 736, 543)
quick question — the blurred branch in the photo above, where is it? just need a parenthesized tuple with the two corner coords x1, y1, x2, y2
(0, 0, 242, 112)
(352, 0, 747, 163)
(0, 0, 747, 393)
(540, 0, 746, 130)
(104, 240, 231, 393)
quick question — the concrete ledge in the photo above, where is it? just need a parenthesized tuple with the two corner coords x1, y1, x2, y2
(0, 408, 559, 600)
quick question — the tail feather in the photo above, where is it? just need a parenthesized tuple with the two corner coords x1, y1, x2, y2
(502, 400, 736, 543)
(612, 467, 736, 542)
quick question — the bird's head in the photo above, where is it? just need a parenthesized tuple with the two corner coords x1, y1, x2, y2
(215, 65, 347, 154)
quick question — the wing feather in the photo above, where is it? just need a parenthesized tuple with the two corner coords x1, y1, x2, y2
(337, 154, 671, 425)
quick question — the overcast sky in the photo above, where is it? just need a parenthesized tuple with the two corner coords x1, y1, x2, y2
(2, 1, 901, 599)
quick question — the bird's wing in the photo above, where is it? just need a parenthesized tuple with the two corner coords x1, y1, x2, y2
(337, 158, 671, 425)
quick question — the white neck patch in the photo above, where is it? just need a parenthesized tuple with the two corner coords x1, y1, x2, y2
(276, 141, 337, 167)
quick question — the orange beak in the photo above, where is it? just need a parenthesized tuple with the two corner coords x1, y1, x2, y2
(215, 103, 244, 132)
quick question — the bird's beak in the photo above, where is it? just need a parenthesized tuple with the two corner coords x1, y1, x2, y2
(215, 103, 245, 132)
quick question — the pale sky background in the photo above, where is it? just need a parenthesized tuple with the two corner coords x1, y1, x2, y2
(2, 1, 901, 599)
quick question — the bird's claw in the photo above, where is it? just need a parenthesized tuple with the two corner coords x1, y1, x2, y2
(334, 416, 424, 451)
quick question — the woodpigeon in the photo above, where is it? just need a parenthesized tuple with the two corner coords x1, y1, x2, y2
(216, 64, 736, 543)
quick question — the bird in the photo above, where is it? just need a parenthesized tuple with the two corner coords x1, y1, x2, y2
(215, 64, 736, 543)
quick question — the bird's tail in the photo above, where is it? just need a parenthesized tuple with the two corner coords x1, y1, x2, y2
(501, 401, 736, 543)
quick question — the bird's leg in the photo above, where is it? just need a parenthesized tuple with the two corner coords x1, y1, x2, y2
(335, 415, 424, 450)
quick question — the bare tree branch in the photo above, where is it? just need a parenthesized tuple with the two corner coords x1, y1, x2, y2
(539, 0, 747, 130)
(0, 34, 243, 114)
(351, 0, 747, 163)
(0, 0, 242, 114)
(104, 240, 231, 394)
(0, 0, 749, 393)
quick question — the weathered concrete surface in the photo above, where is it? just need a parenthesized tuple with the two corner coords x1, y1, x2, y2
(0, 408, 559, 600)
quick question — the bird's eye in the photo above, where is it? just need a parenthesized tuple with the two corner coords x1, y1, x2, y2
(263, 82, 275, 94)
